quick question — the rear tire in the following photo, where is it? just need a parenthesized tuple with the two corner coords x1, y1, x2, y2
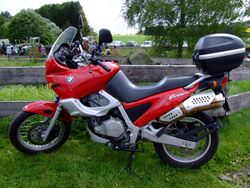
(9, 111, 71, 154)
(154, 112, 219, 168)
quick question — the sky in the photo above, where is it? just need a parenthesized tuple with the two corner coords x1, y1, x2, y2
(0, 0, 138, 34)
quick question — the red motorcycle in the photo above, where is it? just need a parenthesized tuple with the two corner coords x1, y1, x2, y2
(9, 18, 245, 169)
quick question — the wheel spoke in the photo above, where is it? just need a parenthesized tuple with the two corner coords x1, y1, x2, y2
(17, 114, 65, 151)
(163, 117, 211, 163)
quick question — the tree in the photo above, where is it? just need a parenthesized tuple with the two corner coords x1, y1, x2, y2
(36, 1, 93, 35)
(123, 0, 247, 57)
(1, 11, 11, 20)
(7, 10, 60, 44)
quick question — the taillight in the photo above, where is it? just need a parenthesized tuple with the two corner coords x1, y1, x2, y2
(221, 76, 229, 87)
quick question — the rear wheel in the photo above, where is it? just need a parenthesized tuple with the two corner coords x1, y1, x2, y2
(154, 112, 219, 168)
(9, 111, 71, 154)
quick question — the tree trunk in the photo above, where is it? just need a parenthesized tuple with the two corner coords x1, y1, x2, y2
(177, 41, 183, 58)
(177, 0, 185, 58)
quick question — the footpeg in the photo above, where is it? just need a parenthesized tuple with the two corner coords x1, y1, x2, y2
(111, 143, 144, 152)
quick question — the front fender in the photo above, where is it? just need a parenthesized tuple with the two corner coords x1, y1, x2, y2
(23, 101, 72, 123)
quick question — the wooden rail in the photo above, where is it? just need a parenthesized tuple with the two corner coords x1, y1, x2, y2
(0, 65, 250, 117)
(1, 92, 250, 117)
(0, 65, 250, 85)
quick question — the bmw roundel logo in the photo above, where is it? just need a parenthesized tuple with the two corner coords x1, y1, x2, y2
(66, 76, 74, 84)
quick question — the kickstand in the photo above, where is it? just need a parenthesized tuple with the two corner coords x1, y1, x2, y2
(125, 152, 135, 174)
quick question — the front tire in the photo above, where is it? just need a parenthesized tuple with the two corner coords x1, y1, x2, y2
(9, 111, 71, 154)
(154, 112, 219, 168)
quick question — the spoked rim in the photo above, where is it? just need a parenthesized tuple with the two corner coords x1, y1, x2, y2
(17, 114, 65, 151)
(163, 117, 211, 163)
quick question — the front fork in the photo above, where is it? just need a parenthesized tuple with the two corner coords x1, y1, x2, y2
(42, 103, 63, 141)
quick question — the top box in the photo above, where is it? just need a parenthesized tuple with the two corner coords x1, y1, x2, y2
(193, 34, 245, 74)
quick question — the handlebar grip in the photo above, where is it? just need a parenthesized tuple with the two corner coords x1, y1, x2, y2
(96, 59, 111, 72)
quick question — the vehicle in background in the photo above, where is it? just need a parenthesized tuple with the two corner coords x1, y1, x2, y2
(126, 41, 137, 47)
(245, 52, 250, 62)
(108, 40, 125, 47)
(141, 40, 153, 48)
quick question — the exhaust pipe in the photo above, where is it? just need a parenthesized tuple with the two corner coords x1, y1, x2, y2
(159, 92, 225, 123)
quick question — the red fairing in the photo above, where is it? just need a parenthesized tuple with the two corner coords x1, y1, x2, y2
(23, 101, 72, 123)
(46, 57, 120, 99)
(122, 85, 199, 128)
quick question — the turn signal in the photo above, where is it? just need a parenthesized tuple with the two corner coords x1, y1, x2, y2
(48, 83, 60, 89)
(48, 83, 53, 89)
(212, 81, 217, 88)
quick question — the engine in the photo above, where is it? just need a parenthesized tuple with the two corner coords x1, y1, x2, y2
(94, 116, 125, 138)
(87, 93, 127, 140)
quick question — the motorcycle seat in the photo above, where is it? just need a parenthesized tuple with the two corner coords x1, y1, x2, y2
(106, 71, 198, 103)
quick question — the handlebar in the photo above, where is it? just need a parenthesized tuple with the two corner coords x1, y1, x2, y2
(96, 59, 111, 72)
(88, 56, 111, 72)
(78, 44, 111, 72)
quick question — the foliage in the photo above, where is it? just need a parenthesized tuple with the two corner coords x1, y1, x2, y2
(123, 0, 247, 57)
(0, 13, 10, 39)
(7, 10, 59, 44)
(28, 47, 41, 63)
(36, 1, 93, 35)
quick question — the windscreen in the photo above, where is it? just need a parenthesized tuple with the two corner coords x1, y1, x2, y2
(47, 26, 78, 60)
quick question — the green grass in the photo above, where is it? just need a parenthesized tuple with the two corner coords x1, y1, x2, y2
(229, 80, 250, 95)
(0, 108, 250, 187)
(0, 80, 249, 102)
(113, 34, 149, 44)
(0, 60, 45, 67)
(0, 81, 250, 187)
(0, 85, 54, 101)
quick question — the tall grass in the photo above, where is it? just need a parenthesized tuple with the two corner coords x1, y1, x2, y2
(0, 85, 54, 101)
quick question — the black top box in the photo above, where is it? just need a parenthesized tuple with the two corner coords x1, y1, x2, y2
(193, 34, 245, 74)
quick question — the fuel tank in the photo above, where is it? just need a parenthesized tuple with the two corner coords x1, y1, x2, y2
(46, 57, 120, 99)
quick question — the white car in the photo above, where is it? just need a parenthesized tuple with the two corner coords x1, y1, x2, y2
(141, 41, 153, 48)
(109, 41, 125, 47)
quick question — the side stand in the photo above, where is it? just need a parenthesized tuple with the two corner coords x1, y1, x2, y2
(125, 151, 136, 174)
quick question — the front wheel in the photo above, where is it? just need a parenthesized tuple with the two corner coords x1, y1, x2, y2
(154, 112, 219, 168)
(9, 111, 71, 154)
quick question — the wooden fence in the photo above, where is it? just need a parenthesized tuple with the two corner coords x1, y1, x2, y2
(1, 64, 250, 117)
(0, 56, 194, 65)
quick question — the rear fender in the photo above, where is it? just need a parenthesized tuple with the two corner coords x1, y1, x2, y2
(23, 101, 72, 123)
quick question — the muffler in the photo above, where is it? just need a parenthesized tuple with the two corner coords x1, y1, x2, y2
(159, 92, 225, 123)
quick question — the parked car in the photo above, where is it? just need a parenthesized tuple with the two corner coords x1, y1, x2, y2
(245, 53, 250, 62)
(126, 41, 137, 47)
(109, 40, 125, 47)
(141, 40, 153, 48)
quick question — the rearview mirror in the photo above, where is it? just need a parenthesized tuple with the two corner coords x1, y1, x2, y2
(99, 29, 113, 45)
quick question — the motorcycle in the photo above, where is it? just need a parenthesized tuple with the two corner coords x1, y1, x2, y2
(9, 17, 245, 170)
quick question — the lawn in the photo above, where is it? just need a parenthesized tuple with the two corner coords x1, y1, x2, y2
(0, 59, 45, 67)
(0, 81, 250, 187)
(113, 34, 149, 45)
(0, 107, 250, 187)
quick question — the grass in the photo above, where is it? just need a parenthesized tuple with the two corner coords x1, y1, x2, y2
(0, 80, 249, 102)
(0, 60, 45, 67)
(113, 34, 149, 45)
(0, 85, 54, 101)
(0, 108, 250, 187)
(0, 81, 249, 187)
(229, 80, 250, 95)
